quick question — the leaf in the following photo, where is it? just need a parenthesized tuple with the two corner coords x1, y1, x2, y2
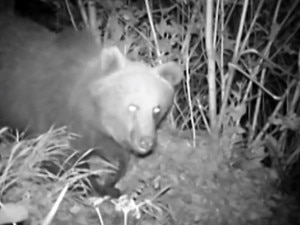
(223, 126, 246, 135)
(247, 145, 266, 158)
(0, 203, 29, 224)
(269, 114, 300, 130)
(239, 157, 264, 170)
(106, 14, 124, 41)
(157, 39, 173, 53)
(225, 103, 246, 122)
(265, 135, 280, 154)
(268, 116, 283, 126)
(280, 114, 300, 131)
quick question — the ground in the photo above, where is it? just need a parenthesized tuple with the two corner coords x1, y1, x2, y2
(0, 127, 299, 225)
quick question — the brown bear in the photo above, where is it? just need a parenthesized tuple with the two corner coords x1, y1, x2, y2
(0, 14, 183, 197)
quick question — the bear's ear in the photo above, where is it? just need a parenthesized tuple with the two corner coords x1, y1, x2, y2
(155, 62, 183, 86)
(100, 46, 127, 73)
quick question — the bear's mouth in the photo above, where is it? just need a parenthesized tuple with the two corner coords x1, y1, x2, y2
(133, 147, 153, 157)
(130, 137, 155, 157)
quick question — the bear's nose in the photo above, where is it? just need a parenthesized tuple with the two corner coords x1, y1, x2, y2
(139, 136, 154, 152)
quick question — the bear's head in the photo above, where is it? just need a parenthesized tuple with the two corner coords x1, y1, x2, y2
(90, 47, 183, 155)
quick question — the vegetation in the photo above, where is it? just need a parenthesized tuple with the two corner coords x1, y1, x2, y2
(71, 0, 300, 196)
(1, 0, 300, 224)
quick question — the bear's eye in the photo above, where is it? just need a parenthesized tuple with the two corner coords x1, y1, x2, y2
(128, 104, 139, 112)
(153, 106, 161, 115)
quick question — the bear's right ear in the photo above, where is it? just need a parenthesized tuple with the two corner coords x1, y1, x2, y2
(155, 62, 184, 86)
(100, 46, 127, 73)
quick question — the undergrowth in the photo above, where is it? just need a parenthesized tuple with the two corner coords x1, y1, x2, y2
(0, 127, 170, 225)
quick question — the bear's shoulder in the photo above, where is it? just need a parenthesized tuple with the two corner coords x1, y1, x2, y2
(54, 28, 100, 62)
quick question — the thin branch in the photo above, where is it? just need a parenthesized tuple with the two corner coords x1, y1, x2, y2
(206, 0, 217, 134)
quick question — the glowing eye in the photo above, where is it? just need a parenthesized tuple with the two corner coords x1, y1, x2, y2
(153, 106, 161, 115)
(128, 104, 138, 112)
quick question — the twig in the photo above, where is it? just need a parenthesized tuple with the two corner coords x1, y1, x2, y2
(41, 183, 69, 225)
(64, 0, 78, 30)
(217, 0, 249, 129)
(144, 0, 161, 62)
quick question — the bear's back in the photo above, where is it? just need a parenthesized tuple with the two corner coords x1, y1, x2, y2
(0, 14, 102, 138)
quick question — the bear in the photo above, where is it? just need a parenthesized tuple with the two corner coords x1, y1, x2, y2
(0, 13, 183, 197)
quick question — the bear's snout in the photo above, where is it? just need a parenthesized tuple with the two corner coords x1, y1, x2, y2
(138, 136, 155, 154)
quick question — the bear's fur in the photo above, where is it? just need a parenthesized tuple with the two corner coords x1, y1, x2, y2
(0, 14, 183, 197)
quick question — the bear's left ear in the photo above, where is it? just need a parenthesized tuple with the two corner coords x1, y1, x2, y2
(155, 62, 183, 86)
(100, 46, 127, 73)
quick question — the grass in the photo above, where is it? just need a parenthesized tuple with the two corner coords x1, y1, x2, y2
(0, 127, 169, 225)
